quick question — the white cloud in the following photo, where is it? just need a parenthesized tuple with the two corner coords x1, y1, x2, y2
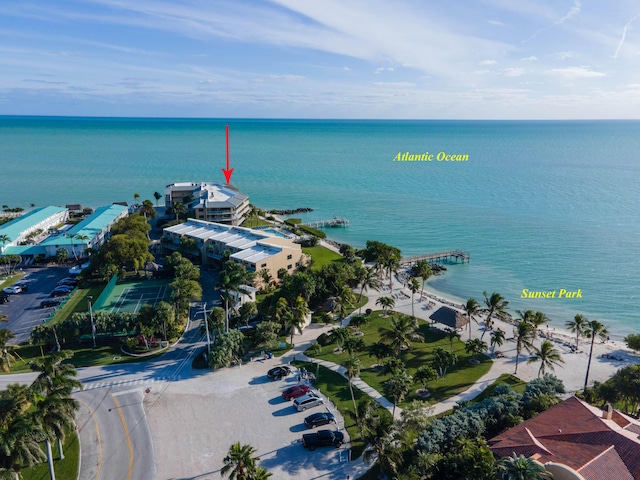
(613, 13, 640, 59)
(545, 66, 605, 78)
(504, 67, 524, 77)
(521, 56, 538, 61)
(488, 20, 505, 27)
(372, 81, 415, 87)
(480, 59, 497, 65)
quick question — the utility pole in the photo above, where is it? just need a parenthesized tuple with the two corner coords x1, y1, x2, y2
(87, 295, 96, 348)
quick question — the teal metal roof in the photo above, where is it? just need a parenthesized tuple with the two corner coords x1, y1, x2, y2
(3, 244, 46, 256)
(40, 204, 128, 246)
(0, 206, 67, 243)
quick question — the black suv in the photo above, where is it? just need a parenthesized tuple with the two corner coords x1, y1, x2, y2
(267, 366, 291, 380)
(41, 299, 62, 308)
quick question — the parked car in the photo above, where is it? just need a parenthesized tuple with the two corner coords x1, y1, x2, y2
(267, 366, 291, 380)
(53, 284, 74, 292)
(0, 293, 8, 304)
(2, 286, 22, 294)
(302, 430, 344, 450)
(57, 278, 77, 286)
(304, 412, 336, 429)
(40, 299, 62, 308)
(50, 289, 70, 298)
(14, 281, 28, 291)
(294, 392, 324, 412)
(282, 384, 311, 401)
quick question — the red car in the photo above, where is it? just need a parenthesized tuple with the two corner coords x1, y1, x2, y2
(282, 384, 311, 401)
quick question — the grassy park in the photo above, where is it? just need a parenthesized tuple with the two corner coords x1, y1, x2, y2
(308, 310, 493, 406)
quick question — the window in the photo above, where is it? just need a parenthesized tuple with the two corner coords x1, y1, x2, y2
(287, 254, 292, 260)
(261, 263, 267, 268)
(287, 264, 292, 270)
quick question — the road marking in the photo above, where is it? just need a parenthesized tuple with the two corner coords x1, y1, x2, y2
(77, 399, 102, 480)
(112, 387, 142, 397)
(112, 395, 134, 480)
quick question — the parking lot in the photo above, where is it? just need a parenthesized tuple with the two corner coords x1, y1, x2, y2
(0, 266, 72, 344)
(145, 355, 354, 480)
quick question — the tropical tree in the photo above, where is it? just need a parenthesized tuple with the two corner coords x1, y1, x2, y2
(356, 266, 382, 314)
(349, 314, 370, 335)
(221, 442, 263, 480)
(172, 201, 186, 220)
(369, 341, 394, 365)
(0, 413, 47, 475)
(463, 297, 481, 341)
(446, 328, 461, 353)
(334, 286, 355, 325)
(583, 319, 609, 391)
(55, 248, 68, 264)
(528, 340, 565, 377)
(566, 313, 588, 351)
(238, 302, 258, 328)
(465, 338, 488, 363)
(0, 234, 10, 251)
(376, 296, 395, 316)
(412, 259, 432, 299)
(343, 336, 365, 356)
(342, 356, 361, 417)
(286, 296, 309, 345)
(30, 351, 83, 395)
(529, 311, 548, 340)
(490, 328, 506, 355)
(481, 291, 510, 340)
(139, 199, 156, 220)
(414, 365, 438, 396)
(257, 269, 272, 292)
(153, 191, 162, 205)
(133, 192, 140, 206)
(381, 315, 424, 357)
(329, 326, 351, 351)
(408, 277, 420, 318)
(513, 320, 535, 375)
(432, 347, 458, 378)
(498, 453, 553, 479)
(0, 329, 16, 372)
(386, 370, 413, 417)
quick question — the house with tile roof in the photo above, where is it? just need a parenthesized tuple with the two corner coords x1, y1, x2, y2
(488, 396, 640, 480)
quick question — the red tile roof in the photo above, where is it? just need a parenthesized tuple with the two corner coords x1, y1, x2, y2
(488, 396, 640, 479)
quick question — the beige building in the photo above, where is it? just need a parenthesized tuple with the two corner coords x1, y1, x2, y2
(164, 182, 250, 226)
(162, 219, 307, 286)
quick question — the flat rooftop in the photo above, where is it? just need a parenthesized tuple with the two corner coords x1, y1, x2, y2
(0, 206, 67, 243)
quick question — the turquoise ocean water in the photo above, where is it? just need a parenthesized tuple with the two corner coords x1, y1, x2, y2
(1, 116, 639, 338)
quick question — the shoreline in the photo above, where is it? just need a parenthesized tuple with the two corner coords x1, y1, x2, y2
(363, 267, 638, 393)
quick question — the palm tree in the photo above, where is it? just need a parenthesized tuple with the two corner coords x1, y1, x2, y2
(334, 286, 355, 325)
(381, 315, 424, 357)
(0, 234, 10, 252)
(386, 370, 413, 417)
(0, 329, 16, 372)
(529, 311, 548, 341)
(566, 313, 588, 351)
(408, 277, 420, 318)
(528, 340, 565, 377)
(376, 296, 395, 316)
(0, 414, 47, 474)
(139, 199, 155, 220)
(446, 328, 461, 353)
(252, 467, 272, 480)
(490, 328, 506, 355)
(133, 192, 140, 206)
(287, 296, 309, 345)
(514, 320, 535, 375)
(463, 297, 481, 341)
(465, 338, 488, 363)
(583, 319, 609, 391)
(258, 269, 272, 292)
(414, 365, 437, 396)
(342, 356, 361, 417)
(221, 442, 261, 480)
(153, 191, 162, 206)
(481, 291, 510, 340)
(329, 326, 351, 351)
(413, 260, 432, 299)
(356, 266, 382, 314)
(432, 347, 458, 378)
(74, 234, 90, 258)
(369, 341, 394, 365)
(172, 201, 186, 220)
(498, 453, 553, 479)
(30, 351, 82, 395)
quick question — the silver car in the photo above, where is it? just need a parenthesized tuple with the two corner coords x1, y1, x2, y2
(294, 392, 324, 412)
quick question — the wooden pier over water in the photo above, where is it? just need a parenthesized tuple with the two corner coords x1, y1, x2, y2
(304, 217, 349, 228)
(401, 250, 470, 266)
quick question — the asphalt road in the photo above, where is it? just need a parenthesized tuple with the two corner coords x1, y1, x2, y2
(1, 266, 71, 344)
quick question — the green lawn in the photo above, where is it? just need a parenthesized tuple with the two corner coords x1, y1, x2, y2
(0, 272, 25, 288)
(302, 245, 343, 270)
(307, 311, 492, 407)
(293, 360, 390, 460)
(20, 433, 79, 480)
(470, 374, 527, 404)
(48, 284, 106, 324)
(3, 342, 166, 374)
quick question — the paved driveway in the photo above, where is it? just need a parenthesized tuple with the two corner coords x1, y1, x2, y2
(145, 356, 352, 480)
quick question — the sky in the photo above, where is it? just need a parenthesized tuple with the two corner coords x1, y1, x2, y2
(1, 0, 640, 119)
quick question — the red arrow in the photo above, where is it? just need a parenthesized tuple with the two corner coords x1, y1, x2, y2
(222, 125, 234, 184)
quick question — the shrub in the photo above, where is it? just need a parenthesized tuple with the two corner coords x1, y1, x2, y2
(316, 332, 333, 346)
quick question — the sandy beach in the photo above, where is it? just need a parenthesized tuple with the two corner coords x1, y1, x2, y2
(382, 269, 638, 393)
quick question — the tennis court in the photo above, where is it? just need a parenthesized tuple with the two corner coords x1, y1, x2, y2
(98, 279, 171, 314)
